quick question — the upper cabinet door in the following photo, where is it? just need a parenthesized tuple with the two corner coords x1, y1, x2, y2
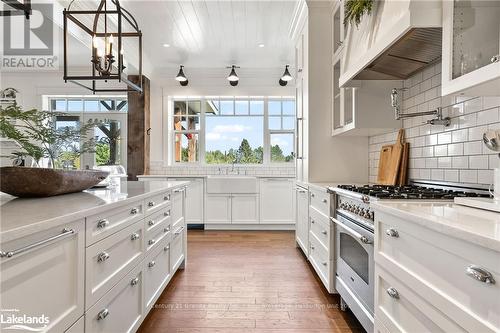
(442, 0, 500, 96)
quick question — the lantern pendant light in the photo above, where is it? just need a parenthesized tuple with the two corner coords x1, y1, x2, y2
(63, 0, 143, 93)
(175, 65, 188, 82)
(280, 65, 293, 82)
(227, 65, 240, 85)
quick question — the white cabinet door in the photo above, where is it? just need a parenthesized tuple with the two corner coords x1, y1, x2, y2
(260, 178, 295, 224)
(205, 195, 231, 224)
(231, 195, 259, 224)
(168, 178, 204, 224)
(295, 186, 309, 254)
(171, 187, 185, 229)
(170, 224, 186, 272)
(144, 238, 171, 312)
(0, 220, 84, 333)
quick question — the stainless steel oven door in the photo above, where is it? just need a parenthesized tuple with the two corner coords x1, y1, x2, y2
(332, 212, 374, 314)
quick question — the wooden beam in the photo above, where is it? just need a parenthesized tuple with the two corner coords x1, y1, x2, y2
(127, 75, 150, 180)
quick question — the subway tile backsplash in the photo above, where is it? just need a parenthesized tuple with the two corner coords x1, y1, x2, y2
(369, 62, 500, 186)
(148, 162, 296, 177)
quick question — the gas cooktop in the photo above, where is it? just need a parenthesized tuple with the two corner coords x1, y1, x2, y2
(336, 184, 492, 200)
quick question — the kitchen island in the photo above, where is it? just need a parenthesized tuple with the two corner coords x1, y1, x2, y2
(0, 180, 188, 333)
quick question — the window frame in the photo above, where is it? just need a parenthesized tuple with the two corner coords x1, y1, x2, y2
(169, 96, 295, 166)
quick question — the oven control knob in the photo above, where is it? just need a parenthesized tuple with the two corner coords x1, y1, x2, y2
(350, 205, 355, 212)
(369, 211, 374, 220)
(359, 209, 365, 216)
(364, 211, 371, 219)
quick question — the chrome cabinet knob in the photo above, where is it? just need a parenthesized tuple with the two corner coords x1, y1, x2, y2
(164, 245, 170, 252)
(148, 239, 156, 246)
(130, 208, 139, 215)
(130, 233, 140, 241)
(97, 308, 109, 320)
(359, 236, 372, 244)
(386, 287, 400, 299)
(148, 261, 156, 268)
(386, 228, 399, 238)
(310, 245, 315, 250)
(322, 199, 328, 203)
(311, 219, 315, 224)
(311, 193, 315, 198)
(164, 210, 170, 217)
(148, 201, 155, 207)
(164, 226, 170, 233)
(130, 277, 139, 286)
(164, 194, 170, 201)
(97, 251, 110, 262)
(491, 55, 500, 63)
(148, 220, 155, 226)
(321, 230, 327, 235)
(97, 219, 109, 229)
(322, 262, 327, 266)
(466, 265, 495, 284)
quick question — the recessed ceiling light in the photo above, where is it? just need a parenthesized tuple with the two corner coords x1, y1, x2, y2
(163, 43, 170, 48)
(258, 43, 265, 48)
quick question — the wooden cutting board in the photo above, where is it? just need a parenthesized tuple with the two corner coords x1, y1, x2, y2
(376, 145, 394, 185)
(377, 129, 405, 185)
(398, 142, 410, 186)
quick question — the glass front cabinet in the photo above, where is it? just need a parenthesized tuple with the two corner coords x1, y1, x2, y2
(442, 0, 500, 96)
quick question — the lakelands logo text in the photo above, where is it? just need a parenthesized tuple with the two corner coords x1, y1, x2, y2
(0, 309, 49, 332)
(1, 3, 58, 71)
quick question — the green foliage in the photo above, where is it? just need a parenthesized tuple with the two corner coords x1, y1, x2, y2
(205, 139, 292, 164)
(271, 144, 294, 163)
(95, 142, 111, 165)
(0, 103, 100, 168)
(344, 0, 374, 27)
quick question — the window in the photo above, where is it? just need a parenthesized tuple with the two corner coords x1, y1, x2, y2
(50, 97, 128, 112)
(170, 97, 295, 165)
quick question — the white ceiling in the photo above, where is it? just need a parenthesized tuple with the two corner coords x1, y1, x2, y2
(120, 0, 298, 69)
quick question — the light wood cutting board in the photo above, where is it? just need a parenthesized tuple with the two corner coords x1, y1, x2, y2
(398, 142, 410, 186)
(376, 145, 394, 184)
(377, 129, 405, 185)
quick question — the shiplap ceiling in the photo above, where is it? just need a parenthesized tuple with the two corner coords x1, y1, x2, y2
(120, 0, 298, 69)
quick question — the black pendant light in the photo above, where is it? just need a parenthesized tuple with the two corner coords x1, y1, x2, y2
(280, 65, 293, 82)
(279, 79, 288, 86)
(176, 65, 188, 86)
(0, 0, 31, 19)
(63, 0, 143, 93)
(227, 65, 239, 86)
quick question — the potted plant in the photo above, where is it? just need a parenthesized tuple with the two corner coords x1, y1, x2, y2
(0, 103, 109, 197)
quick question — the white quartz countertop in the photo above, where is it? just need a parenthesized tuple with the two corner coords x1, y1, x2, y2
(138, 174, 294, 178)
(0, 180, 189, 243)
(372, 201, 500, 252)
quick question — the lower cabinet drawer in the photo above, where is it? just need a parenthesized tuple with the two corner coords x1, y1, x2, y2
(0, 221, 84, 333)
(309, 232, 331, 289)
(309, 207, 331, 252)
(85, 264, 144, 333)
(375, 265, 468, 333)
(309, 188, 330, 217)
(376, 211, 500, 330)
(145, 208, 172, 253)
(170, 225, 185, 272)
(144, 238, 171, 311)
(86, 220, 145, 308)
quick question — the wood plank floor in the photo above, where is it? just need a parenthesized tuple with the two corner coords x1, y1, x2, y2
(138, 230, 365, 333)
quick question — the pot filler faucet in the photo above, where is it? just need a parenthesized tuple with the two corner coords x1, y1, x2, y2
(391, 88, 451, 126)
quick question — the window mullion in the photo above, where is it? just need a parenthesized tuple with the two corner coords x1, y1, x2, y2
(263, 97, 270, 164)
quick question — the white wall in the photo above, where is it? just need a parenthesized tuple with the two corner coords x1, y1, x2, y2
(368, 62, 500, 186)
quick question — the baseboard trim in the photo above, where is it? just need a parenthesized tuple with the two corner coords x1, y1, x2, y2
(204, 224, 295, 231)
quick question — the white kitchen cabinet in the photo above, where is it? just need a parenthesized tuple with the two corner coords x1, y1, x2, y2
(442, 0, 500, 96)
(168, 178, 204, 224)
(170, 223, 186, 272)
(231, 195, 259, 224)
(144, 238, 171, 312)
(0, 220, 85, 333)
(205, 194, 232, 224)
(260, 178, 295, 224)
(295, 184, 309, 255)
(65, 316, 84, 333)
(85, 263, 144, 333)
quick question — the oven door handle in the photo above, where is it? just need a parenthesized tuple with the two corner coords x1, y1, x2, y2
(330, 217, 372, 244)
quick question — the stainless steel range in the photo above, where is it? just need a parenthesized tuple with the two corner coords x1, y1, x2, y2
(328, 181, 491, 333)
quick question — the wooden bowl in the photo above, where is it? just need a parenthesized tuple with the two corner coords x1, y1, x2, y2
(0, 167, 109, 197)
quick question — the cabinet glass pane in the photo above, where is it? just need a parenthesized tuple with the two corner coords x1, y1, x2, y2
(333, 61, 341, 129)
(333, 5, 342, 54)
(452, 0, 500, 79)
(344, 88, 353, 125)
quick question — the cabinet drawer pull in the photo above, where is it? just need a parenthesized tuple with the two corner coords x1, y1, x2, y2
(148, 201, 155, 207)
(466, 265, 495, 284)
(148, 239, 156, 246)
(360, 236, 372, 244)
(130, 208, 139, 215)
(322, 199, 328, 203)
(386, 228, 399, 238)
(311, 219, 315, 224)
(322, 262, 327, 266)
(130, 233, 140, 241)
(0, 228, 75, 258)
(311, 193, 315, 198)
(97, 219, 109, 229)
(164, 245, 170, 251)
(148, 261, 156, 268)
(164, 194, 170, 201)
(97, 252, 110, 262)
(310, 245, 315, 250)
(164, 210, 170, 217)
(164, 226, 170, 233)
(386, 287, 400, 299)
(321, 230, 327, 235)
(491, 55, 500, 63)
(148, 220, 155, 226)
(173, 188, 184, 193)
(174, 226, 185, 236)
(97, 308, 109, 320)
(130, 277, 139, 286)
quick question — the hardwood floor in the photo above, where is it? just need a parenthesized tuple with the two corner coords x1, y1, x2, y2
(138, 230, 365, 333)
